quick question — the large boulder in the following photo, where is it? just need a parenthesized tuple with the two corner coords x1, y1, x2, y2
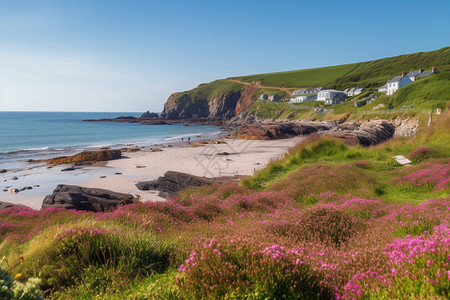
(139, 111, 159, 119)
(42, 184, 134, 212)
(46, 149, 122, 166)
(323, 120, 395, 146)
(0, 201, 24, 210)
(235, 122, 332, 140)
(136, 171, 239, 197)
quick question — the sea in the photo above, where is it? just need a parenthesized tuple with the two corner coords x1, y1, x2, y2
(0, 111, 223, 171)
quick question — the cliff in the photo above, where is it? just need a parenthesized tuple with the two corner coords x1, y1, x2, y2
(161, 80, 245, 119)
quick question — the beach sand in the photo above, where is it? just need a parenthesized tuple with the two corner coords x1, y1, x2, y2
(0, 137, 305, 209)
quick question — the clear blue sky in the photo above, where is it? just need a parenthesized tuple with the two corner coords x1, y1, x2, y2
(0, 0, 449, 112)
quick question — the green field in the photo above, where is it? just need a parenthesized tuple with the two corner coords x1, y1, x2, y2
(232, 46, 450, 89)
(232, 62, 365, 88)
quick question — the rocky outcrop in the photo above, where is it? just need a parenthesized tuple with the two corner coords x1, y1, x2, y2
(392, 117, 419, 137)
(235, 122, 333, 140)
(139, 111, 159, 119)
(46, 150, 122, 166)
(136, 171, 239, 197)
(161, 91, 242, 120)
(42, 184, 134, 212)
(322, 120, 395, 146)
(0, 201, 24, 209)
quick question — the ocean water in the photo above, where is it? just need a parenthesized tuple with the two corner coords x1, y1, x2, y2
(0, 111, 223, 170)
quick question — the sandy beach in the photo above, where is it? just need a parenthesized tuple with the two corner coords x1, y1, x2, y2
(0, 137, 305, 209)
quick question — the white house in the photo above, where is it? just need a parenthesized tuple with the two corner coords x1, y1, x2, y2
(292, 87, 324, 95)
(344, 88, 366, 97)
(407, 67, 438, 81)
(317, 89, 346, 104)
(386, 72, 412, 95)
(290, 95, 317, 103)
(377, 83, 388, 93)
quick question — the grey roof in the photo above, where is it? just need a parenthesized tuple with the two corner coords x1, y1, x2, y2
(417, 70, 433, 77)
(407, 70, 421, 77)
(378, 84, 388, 89)
(387, 76, 403, 83)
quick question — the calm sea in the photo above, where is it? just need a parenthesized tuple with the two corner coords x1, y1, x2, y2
(0, 111, 222, 170)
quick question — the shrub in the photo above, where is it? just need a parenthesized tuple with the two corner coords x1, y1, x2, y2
(407, 147, 440, 163)
(25, 228, 171, 294)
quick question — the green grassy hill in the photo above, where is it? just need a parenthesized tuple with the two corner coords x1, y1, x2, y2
(232, 46, 450, 89)
(163, 47, 450, 120)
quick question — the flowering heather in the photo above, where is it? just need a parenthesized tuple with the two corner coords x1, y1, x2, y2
(407, 147, 439, 163)
(390, 163, 450, 190)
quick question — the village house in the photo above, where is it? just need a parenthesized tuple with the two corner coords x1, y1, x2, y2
(407, 67, 438, 81)
(344, 88, 366, 97)
(259, 93, 280, 102)
(385, 72, 412, 95)
(290, 95, 317, 103)
(377, 83, 388, 93)
(317, 89, 346, 104)
(292, 87, 324, 95)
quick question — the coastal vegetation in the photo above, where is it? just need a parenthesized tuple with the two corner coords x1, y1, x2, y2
(162, 47, 450, 121)
(0, 108, 448, 299)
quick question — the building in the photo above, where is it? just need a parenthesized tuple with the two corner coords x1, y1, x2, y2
(386, 72, 412, 95)
(317, 89, 346, 104)
(407, 67, 438, 81)
(292, 87, 324, 95)
(259, 93, 280, 102)
(344, 88, 366, 97)
(290, 95, 317, 103)
(377, 84, 388, 93)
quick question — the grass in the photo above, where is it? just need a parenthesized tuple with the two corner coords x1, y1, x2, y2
(232, 46, 450, 89)
(233, 62, 365, 88)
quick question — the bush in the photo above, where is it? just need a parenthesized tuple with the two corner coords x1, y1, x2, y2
(24, 228, 171, 294)
(407, 147, 440, 163)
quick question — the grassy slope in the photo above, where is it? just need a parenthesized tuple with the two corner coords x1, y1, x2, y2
(232, 46, 450, 89)
(167, 47, 449, 121)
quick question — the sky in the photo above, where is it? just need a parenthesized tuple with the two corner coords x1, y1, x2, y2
(0, 0, 449, 112)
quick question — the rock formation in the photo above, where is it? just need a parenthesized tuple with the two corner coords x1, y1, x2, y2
(322, 120, 395, 146)
(235, 122, 332, 140)
(136, 171, 239, 197)
(161, 91, 241, 119)
(42, 184, 134, 212)
(46, 149, 121, 166)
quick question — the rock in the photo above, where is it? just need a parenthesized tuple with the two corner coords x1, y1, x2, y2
(100, 176, 107, 178)
(236, 122, 332, 140)
(11, 176, 18, 180)
(323, 120, 395, 146)
(139, 111, 159, 119)
(214, 152, 230, 156)
(23, 186, 33, 190)
(114, 172, 122, 175)
(61, 167, 77, 172)
(42, 184, 134, 212)
(47, 149, 122, 166)
(136, 171, 239, 197)
(8, 188, 19, 194)
(34, 185, 40, 187)
(151, 149, 163, 152)
(134, 165, 145, 168)
(0, 201, 24, 209)
(0, 169, 7, 173)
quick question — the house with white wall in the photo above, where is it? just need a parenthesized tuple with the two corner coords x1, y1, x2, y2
(317, 89, 346, 104)
(386, 72, 412, 95)
(407, 67, 438, 81)
(290, 95, 317, 103)
(292, 87, 324, 95)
